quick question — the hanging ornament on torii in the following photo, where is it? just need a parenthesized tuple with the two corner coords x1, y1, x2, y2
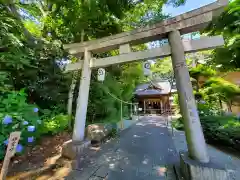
(143, 61, 152, 77)
(97, 68, 106, 82)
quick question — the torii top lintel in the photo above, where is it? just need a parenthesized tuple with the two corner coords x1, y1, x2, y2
(64, 0, 228, 55)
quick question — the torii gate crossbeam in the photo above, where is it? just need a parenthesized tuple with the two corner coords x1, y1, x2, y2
(63, 0, 228, 167)
(65, 35, 224, 71)
(64, 0, 227, 55)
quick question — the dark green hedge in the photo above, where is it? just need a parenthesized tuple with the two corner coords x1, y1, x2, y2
(172, 115, 240, 150)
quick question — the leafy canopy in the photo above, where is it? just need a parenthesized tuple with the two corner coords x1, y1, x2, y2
(204, 0, 240, 70)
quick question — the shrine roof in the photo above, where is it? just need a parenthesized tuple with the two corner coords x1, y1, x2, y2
(134, 81, 176, 96)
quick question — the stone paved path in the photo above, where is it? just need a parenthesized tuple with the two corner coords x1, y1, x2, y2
(65, 116, 178, 180)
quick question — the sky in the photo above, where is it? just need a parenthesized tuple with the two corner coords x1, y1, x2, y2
(149, 0, 217, 46)
(148, 0, 218, 61)
(163, 0, 216, 16)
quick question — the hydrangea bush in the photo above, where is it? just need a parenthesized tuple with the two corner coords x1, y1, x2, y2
(0, 90, 42, 159)
(0, 89, 70, 160)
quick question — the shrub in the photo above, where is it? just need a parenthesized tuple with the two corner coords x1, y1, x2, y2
(0, 89, 70, 160)
(172, 115, 240, 150)
(171, 117, 184, 130)
(173, 94, 180, 113)
(197, 102, 221, 117)
(0, 90, 41, 159)
(200, 115, 240, 147)
(41, 114, 69, 135)
(108, 128, 118, 138)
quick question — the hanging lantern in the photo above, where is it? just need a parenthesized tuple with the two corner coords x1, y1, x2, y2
(97, 68, 105, 81)
(143, 61, 151, 76)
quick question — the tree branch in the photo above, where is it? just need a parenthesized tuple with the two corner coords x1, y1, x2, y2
(6, 1, 38, 46)
(38, 1, 47, 17)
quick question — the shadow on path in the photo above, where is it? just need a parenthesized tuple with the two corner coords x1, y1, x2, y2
(65, 116, 178, 180)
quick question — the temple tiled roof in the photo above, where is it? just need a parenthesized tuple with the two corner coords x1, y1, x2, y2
(134, 81, 176, 96)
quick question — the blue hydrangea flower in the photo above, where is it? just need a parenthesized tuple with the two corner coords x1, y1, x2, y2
(33, 108, 39, 113)
(3, 115, 12, 125)
(3, 139, 8, 145)
(27, 125, 35, 132)
(27, 137, 34, 143)
(22, 121, 29, 125)
(37, 120, 42, 124)
(16, 144, 23, 153)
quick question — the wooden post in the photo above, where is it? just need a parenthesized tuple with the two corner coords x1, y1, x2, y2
(0, 132, 21, 180)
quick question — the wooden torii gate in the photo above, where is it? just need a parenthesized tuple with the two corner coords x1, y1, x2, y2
(64, 0, 227, 164)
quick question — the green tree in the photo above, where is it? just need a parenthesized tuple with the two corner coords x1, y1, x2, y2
(189, 64, 216, 91)
(204, 0, 240, 70)
(0, 0, 187, 125)
(0, 2, 71, 111)
(204, 77, 240, 112)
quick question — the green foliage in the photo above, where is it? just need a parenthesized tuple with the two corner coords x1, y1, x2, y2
(171, 117, 184, 130)
(0, 89, 41, 159)
(152, 57, 175, 85)
(204, 0, 240, 70)
(0, 0, 186, 160)
(173, 94, 179, 105)
(1, 0, 187, 126)
(189, 64, 216, 80)
(204, 77, 240, 102)
(0, 88, 69, 159)
(201, 115, 240, 149)
(0, 3, 71, 112)
(189, 64, 217, 91)
(172, 115, 240, 150)
(108, 128, 119, 138)
(41, 114, 69, 135)
(24, 20, 42, 37)
(172, 94, 180, 113)
(87, 62, 145, 123)
(197, 101, 221, 117)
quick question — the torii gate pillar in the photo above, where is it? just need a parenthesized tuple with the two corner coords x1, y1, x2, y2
(73, 49, 92, 142)
(168, 30, 209, 163)
(62, 49, 92, 160)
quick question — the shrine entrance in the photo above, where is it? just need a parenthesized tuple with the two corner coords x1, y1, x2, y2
(64, 0, 227, 168)
(134, 81, 175, 115)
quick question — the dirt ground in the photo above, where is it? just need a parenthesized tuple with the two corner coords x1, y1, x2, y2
(1, 132, 73, 180)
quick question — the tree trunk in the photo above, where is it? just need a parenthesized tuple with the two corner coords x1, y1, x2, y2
(196, 78, 199, 92)
(219, 99, 223, 109)
(227, 101, 232, 112)
(67, 72, 78, 129)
